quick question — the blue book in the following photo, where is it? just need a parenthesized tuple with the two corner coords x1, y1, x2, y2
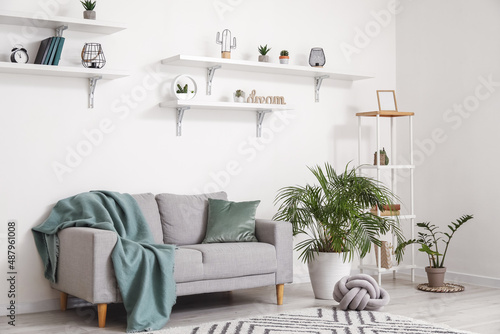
(42, 37, 57, 65)
(47, 37, 61, 65)
(52, 37, 65, 66)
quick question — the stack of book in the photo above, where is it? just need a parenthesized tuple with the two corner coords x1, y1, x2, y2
(370, 204, 401, 216)
(34, 36, 65, 65)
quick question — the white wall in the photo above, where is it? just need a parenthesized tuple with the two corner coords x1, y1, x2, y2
(396, 0, 500, 283)
(0, 0, 397, 314)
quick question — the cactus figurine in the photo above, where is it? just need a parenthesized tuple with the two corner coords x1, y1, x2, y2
(216, 29, 237, 59)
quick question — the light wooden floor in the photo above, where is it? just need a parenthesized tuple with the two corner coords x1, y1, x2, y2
(2, 275, 499, 333)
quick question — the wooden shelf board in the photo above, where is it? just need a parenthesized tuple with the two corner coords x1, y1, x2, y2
(359, 164, 415, 170)
(0, 62, 129, 80)
(161, 54, 374, 81)
(160, 100, 293, 111)
(358, 264, 417, 273)
(356, 111, 415, 117)
(0, 10, 127, 34)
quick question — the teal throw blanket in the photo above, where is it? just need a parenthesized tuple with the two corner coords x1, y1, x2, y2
(32, 191, 176, 333)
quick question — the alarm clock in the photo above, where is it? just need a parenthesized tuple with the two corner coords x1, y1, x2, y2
(10, 45, 29, 64)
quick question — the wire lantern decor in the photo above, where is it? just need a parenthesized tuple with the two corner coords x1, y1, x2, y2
(81, 43, 106, 69)
(309, 47, 326, 67)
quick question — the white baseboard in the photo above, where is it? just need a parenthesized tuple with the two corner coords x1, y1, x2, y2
(0, 296, 90, 316)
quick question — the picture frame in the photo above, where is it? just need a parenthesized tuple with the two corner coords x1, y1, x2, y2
(377, 90, 398, 112)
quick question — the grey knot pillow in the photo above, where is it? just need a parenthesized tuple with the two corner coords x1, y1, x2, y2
(202, 198, 260, 243)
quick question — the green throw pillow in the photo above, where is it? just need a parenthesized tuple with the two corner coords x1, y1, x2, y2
(203, 198, 260, 243)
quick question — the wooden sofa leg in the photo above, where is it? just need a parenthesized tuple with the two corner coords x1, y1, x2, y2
(276, 284, 284, 305)
(97, 304, 107, 328)
(60, 292, 68, 311)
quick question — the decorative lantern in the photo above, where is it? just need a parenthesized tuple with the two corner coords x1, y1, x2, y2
(81, 43, 106, 69)
(309, 47, 326, 67)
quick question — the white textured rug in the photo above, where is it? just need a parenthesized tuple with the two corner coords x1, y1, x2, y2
(157, 307, 475, 334)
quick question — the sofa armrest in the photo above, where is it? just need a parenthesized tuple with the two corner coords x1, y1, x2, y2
(255, 219, 293, 284)
(50, 227, 120, 304)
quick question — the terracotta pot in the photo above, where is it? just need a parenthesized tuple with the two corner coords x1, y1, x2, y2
(307, 252, 351, 299)
(83, 10, 96, 20)
(425, 266, 446, 287)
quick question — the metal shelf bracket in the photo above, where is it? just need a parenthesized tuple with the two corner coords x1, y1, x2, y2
(314, 75, 329, 102)
(256, 109, 271, 137)
(206, 65, 221, 95)
(176, 106, 190, 136)
(88, 76, 102, 109)
(55, 25, 68, 37)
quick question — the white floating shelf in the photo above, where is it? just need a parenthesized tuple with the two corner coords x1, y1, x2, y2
(0, 10, 127, 34)
(358, 264, 417, 273)
(0, 62, 129, 80)
(159, 100, 293, 137)
(161, 54, 374, 101)
(162, 54, 373, 80)
(359, 164, 415, 170)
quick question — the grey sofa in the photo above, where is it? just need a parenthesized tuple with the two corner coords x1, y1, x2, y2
(51, 192, 293, 328)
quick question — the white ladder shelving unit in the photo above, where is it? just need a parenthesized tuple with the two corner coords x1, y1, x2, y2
(356, 111, 416, 285)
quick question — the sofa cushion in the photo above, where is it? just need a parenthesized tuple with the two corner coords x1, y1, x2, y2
(131, 193, 163, 244)
(203, 199, 259, 243)
(174, 248, 204, 283)
(155, 192, 227, 245)
(182, 243, 277, 280)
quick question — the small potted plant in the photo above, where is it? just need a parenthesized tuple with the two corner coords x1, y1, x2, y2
(233, 89, 245, 103)
(81, 0, 96, 20)
(258, 45, 271, 62)
(374, 147, 389, 165)
(279, 50, 289, 64)
(395, 215, 473, 287)
(176, 84, 195, 100)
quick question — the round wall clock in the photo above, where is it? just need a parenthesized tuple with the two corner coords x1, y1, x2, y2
(10, 45, 29, 64)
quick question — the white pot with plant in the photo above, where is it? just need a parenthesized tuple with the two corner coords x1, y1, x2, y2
(279, 50, 289, 64)
(258, 44, 271, 62)
(233, 90, 245, 103)
(274, 163, 405, 299)
(396, 215, 473, 287)
(81, 0, 96, 20)
(175, 84, 195, 100)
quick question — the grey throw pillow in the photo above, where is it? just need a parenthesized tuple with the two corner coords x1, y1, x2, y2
(155, 192, 228, 245)
(203, 198, 260, 243)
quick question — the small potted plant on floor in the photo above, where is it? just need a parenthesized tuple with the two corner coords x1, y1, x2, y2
(81, 0, 96, 20)
(233, 89, 245, 103)
(279, 50, 289, 64)
(274, 162, 405, 299)
(258, 45, 271, 62)
(395, 214, 473, 287)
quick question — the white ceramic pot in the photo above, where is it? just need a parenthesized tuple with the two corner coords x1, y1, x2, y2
(307, 252, 352, 300)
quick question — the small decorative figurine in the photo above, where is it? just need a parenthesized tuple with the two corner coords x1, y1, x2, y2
(216, 29, 236, 59)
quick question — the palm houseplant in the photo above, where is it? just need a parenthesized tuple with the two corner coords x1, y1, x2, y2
(395, 214, 473, 287)
(274, 162, 405, 299)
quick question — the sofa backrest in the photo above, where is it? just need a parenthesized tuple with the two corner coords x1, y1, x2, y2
(155, 192, 228, 245)
(131, 193, 164, 244)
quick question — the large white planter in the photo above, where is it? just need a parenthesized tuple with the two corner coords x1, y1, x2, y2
(307, 252, 352, 299)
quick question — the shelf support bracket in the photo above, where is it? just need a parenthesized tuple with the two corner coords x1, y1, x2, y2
(206, 65, 221, 95)
(314, 75, 329, 102)
(55, 25, 68, 37)
(256, 110, 271, 138)
(88, 76, 102, 109)
(176, 106, 190, 136)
